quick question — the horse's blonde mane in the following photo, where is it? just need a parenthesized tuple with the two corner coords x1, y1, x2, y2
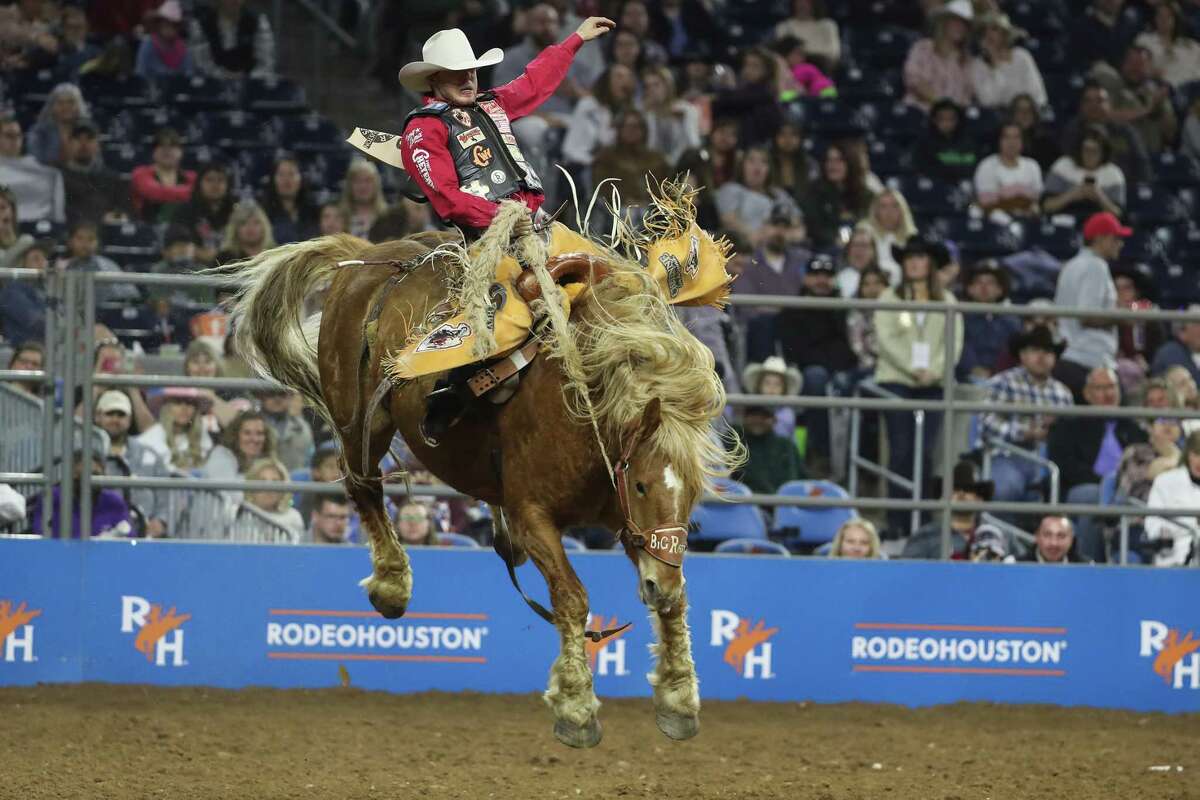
(543, 257, 742, 496)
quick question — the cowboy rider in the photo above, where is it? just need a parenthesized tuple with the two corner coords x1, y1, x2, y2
(398, 18, 614, 235)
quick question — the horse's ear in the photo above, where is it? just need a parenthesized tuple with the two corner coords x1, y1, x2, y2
(639, 397, 662, 442)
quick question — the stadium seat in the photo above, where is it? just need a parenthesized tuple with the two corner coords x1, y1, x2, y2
(813, 541, 834, 556)
(886, 175, 969, 218)
(6, 68, 58, 104)
(835, 67, 899, 104)
(876, 102, 925, 144)
(690, 479, 766, 543)
(195, 110, 280, 150)
(791, 98, 870, 137)
(279, 114, 345, 153)
(101, 142, 147, 178)
(851, 26, 920, 69)
(1024, 37, 1069, 74)
(868, 139, 912, 178)
(932, 217, 1023, 261)
(1152, 261, 1200, 307)
(714, 538, 790, 556)
(97, 304, 158, 349)
(560, 535, 585, 552)
(1021, 220, 1080, 260)
(1127, 183, 1190, 228)
(160, 74, 238, 110)
(17, 219, 64, 244)
(1153, 151, 1200, 189)
(436, 532, 480, 548)
(773, 480, 854, 547)
(244, 76, 308, 113)
(79, 74, 154, 109)
(1122, 227, 1172, 265)
(100, 221, 160, 263)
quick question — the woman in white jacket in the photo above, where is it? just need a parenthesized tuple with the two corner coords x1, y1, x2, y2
(1144, 430, 1200, 566)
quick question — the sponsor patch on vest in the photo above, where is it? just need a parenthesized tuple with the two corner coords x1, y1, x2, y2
(463, 179, 490, 198)
(451, 109, 473, 127)
(659, 252, 683, 298)
(471, 144, 493, 167)
(411, 148, 435, 188)
(501, 133, 517, 145)
(416, 322, 472, 352)
(490, 169, 507, 185)
(479, 100, 502, 114)
(456, 126, 485, 148)
(404, 128, 422, 147)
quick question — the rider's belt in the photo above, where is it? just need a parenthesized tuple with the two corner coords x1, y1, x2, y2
(466, 339, 540, 397)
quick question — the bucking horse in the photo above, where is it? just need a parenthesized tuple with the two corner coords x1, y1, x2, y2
(221, 183, 741, 748)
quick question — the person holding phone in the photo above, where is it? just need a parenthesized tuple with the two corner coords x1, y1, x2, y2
(1043, 125, 1125, 223)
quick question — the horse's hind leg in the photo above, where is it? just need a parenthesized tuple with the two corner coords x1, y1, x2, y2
(343, 432, 412, 619)
(513, 504, 601, 748)
(649, 594, 701, 741)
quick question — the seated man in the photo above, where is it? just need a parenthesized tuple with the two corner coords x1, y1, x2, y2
(901, 461, 994, 560)
(1047, 366, 1147, 561)
(309, 493, 353, 545)
(27, 450, 134, 538)
(731, 405, 806, 496)
(96, 390, 174, 538)
(61, 119, 130, 225)
(982, 326, 1075, 503)
(956, 261, 1020, 382)
(58, 220, 141, 304)
(1150, 308, 1200, 387)
(1017, 515, 1087, 563)
(6, 341, 43, 397)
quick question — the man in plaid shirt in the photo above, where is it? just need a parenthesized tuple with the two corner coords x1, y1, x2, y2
(982, 325, 1075, 502)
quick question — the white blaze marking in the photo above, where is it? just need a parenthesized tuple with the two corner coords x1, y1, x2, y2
(663, 465, 683, 519)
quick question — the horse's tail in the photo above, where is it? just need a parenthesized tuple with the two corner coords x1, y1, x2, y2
(220, 234, 371, 422)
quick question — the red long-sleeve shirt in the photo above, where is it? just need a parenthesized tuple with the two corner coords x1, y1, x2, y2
(130, 165, 196, 219)
(400, 33, 582, 229)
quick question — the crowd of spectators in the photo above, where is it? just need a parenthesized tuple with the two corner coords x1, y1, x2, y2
(2, 0, 1199, 564)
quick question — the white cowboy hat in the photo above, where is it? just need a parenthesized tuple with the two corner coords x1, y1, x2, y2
(398, 28, 504, 93)
(933, 0, 974, 22)
(742, 356, 803, 396)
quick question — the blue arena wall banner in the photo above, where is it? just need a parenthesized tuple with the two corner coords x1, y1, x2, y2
(2, 539, 1199, 712)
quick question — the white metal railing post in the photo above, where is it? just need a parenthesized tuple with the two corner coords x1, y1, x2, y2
(912, 410, 924, 537)
(79, 272, 97, 539)
(39, 267, 60, 536)
(57, 272, 77, 538)
(940, 305, 958, 560)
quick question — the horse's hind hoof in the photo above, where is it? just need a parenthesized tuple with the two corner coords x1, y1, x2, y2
(369, 595, 407, 619)
(656, 712, 699, 741)
(554, 716, 603, 749)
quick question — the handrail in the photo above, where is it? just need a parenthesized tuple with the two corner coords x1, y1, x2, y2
(982, 437, 1061, 504)
(293, 0, 357, 48)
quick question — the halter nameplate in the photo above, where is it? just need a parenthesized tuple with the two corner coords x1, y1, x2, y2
(613, 425, 688, 568)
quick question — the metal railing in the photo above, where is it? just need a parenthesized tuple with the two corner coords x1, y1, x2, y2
(7, 270, 1200, 565)
(982, 437, 1061, 505)
(848, 380, 925, 535)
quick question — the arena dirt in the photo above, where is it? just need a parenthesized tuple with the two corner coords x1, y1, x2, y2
(1, 684, 1196, 800)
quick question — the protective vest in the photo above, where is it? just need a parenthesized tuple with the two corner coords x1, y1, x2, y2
(405, 92, 543, 202)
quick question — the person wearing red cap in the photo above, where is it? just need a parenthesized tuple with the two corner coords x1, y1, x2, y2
(1052, 211, 1131, 401)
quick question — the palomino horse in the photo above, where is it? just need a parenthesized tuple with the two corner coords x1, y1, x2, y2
(222, 210, 734, 748)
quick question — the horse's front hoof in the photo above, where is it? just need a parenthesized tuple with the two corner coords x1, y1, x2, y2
(554, 716, 603, 749)
(368, 593, 407, 619)
(656, 711, 699, 741)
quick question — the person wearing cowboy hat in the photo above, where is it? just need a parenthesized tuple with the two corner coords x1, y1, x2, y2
(903, 0, 975, 110)
(969, 12, 1047, 110)
(980, 325, 1075, 504)
(742, 355, 803, 441)
(901, 460, 995, 559)
(957, 259, 1020, 382)
(875, 233, 963, 537)
(396, 17, 614, 234)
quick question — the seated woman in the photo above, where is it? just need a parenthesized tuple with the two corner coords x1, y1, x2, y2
(773, 0, 841, 70)
(903, 1, 974, 110)
(229, 457, 304, 543)
(1042, 126, 1125, 223)
(182, 339, 245, 431)
(802, 141, 874, 249)
(828, 518, 882, 558)
(396, 500, 438, 546)
(137, 387, 214, 472)
(862, 189, 916, 283)
(26, 83, 90, 167)
(715, 146, 800, 248)
(203, 410, 276, 481)
(973, 122, 1043, 222)
(770, 121, 812, 210)
(640, 66, 701, 167)
(1144, 430, 1200, 566)
(837, 224, 887, 298)
(591, 109, 672, 221)
(911, 98, 979, 185)
(337, 158, 388, 239)
(216, 200, 276, 264)
(562, 63, 637, 188)
(171, 161, 234, 266)
(969, 12, 1046, 110)
(131, 128, 197, 223)
(135, 1, 193, 78)
(1008, 93, 1061, 171)
(259, 154, 318, 245)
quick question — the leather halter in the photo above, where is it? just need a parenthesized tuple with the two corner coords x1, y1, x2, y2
(613, 423, 688, 568)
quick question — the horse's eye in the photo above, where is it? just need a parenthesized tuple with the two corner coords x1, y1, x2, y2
(635, 481, 647, 496)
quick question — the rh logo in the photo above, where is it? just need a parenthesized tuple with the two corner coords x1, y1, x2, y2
(711, 610, 778, 679)
(1141, 620, 1200, 689)
(585, 614, 630, 677)
(121, 596, 190, 667)
(0, 600, 40, 663)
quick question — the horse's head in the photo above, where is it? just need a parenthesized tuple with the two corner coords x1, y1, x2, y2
(613, 398, 699, 613)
